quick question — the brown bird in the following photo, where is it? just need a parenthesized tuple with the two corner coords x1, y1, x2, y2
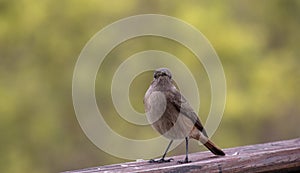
(144, 68, 225, 163)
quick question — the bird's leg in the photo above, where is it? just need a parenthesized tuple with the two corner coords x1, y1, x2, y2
(149, 140, 174, 163)
(178, 137, 191, 164)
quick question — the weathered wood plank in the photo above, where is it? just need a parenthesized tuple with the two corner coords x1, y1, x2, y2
(62, 138, 300, 173)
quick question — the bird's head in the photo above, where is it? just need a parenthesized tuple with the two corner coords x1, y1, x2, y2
(153, 68, 172, 80)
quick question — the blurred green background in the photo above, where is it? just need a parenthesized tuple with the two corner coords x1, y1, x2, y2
(1, 0, 300, 172)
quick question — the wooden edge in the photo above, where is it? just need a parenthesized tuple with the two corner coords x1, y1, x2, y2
(62, 138, 300, 173)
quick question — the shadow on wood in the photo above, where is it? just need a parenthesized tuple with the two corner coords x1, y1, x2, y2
(62, 138, 300, 173)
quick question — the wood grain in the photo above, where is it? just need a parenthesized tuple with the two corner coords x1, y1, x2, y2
(62, 138, 300, 173)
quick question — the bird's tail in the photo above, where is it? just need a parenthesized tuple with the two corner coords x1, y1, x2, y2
(190, 127, 225, 156)
(203, 139, 225, 156)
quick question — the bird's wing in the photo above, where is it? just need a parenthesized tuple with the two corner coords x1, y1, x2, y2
(166, 89, 208, 137)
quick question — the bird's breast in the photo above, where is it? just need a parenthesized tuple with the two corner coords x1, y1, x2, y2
(144, 89, 195, 140)
(144, 90, 167, 124)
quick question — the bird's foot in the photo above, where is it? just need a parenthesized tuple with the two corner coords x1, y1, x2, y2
(149, 158, 173, 163)
(178, 158, 191, 164)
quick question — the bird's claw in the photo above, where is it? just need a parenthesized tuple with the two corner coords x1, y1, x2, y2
(149, 158, 174, 163)
(177, 158, 191, 164)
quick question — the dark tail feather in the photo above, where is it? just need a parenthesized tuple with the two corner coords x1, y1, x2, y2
(204, 140, 225, 156)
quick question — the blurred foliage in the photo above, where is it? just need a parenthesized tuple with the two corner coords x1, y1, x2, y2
(1, 0, 300, 172)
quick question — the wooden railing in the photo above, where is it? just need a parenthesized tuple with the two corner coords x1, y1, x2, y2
(63, 138, 300, 173)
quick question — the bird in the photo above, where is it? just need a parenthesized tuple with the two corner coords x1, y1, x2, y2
(144, 68, 225, 163)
